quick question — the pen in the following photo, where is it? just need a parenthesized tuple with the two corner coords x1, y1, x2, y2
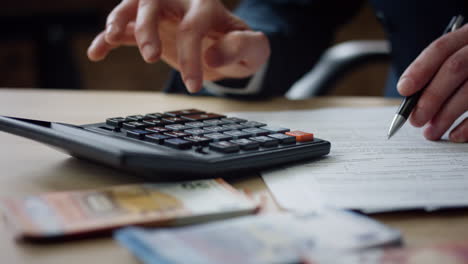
(387, 15, 465, 139)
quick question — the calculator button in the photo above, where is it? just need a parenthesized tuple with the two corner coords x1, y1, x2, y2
(285, 131, 314, 142)
(203, 119, 228, 126)
(123, 121, 147, 130)
(204, 133, 233, 142)
(262, 126, 290, 133)
(165, 124, 189, 131)
(184, 136, 212, 146)
(230, 139, 260, 150)
(184, 128, 209, 136)
(222, 117, 247, 123)
(162, 117, 185, 124)
(268, 133, 296, 144)
(185, 122, 208, 128)
(209, 141, 240, 153)
(181, 113, 226, 121)
(145, 113, 165, 119)
(164, 138, 193, 149)
(126, 129, 151, 139)
(145, 133, 172, 144)
(143, 119, 167, 127)
(241, 121, 267, 128)
(164, 131, 190, 138)
(146, 127, 169, 133)
(250, 136, 279, 147)
(125, 115, 146, 121)
(165, 109, 205, 117)
(106, 117, 125, 128)
(222, 124, 248, 130)
(204, 126, 230, 133)
(224, 130, 252, 139)
(242, 128, 270, 136)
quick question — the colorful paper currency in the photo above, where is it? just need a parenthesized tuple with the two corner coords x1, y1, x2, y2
(0, 178, 257, 239)
(115, 210, 401, 264)
(303, 243, 468, 264)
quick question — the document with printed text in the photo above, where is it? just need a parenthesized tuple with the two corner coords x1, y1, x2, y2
(230, 107, 468, 212)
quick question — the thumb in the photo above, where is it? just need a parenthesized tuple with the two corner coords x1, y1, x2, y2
(204, 30, 270, 78)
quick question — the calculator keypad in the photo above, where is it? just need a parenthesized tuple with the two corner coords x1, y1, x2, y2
(250, 136, 279, 147)
(209, 141, 240, 153)
(123, 121, 147, 130)
(106, 117, 125, 128)
(164, 138, 192, 149)
(101, 109, 316, 154)
(146, 133, 172, 144)
(143, 119, 167, 127)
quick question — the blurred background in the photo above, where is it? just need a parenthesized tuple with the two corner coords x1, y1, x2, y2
(1, 0, 388, 96)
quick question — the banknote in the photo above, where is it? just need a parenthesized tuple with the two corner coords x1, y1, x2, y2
(302, 243, 468, 264)
(0, 178, 257, 239)
(115, 210, 401, 264)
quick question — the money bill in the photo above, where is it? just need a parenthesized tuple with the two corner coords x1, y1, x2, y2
(0, 178, 257, 239)
(302, 243, 468, 264)
(115, 210, 401, 264)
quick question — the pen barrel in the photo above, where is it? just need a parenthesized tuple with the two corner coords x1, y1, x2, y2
(398, 91, 422, 119)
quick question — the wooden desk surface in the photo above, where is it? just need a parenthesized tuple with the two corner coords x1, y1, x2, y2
(1, 89, 467, 264)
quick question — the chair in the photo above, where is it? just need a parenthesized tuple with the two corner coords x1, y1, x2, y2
(285, 40, 391, 100)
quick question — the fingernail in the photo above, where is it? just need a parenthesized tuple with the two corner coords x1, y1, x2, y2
(424, 125, 439, 140)
(185, 79, 199, 93)
(397, 77, 414, 95)
(450, 131, 466, 143)
(142, 44, 156, 62)
(410, 111, 425, 128)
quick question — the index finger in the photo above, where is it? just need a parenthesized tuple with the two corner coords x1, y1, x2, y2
(398, 24, 468, 96)
(176, 1, 214, 93)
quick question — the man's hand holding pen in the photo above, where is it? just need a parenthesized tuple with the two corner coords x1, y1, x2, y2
(397, 23, 468, 143)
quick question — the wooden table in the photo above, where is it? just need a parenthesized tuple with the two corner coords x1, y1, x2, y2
(1, 89, 467, 264)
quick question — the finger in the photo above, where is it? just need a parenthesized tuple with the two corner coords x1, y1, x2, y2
(449, 117, 468, 143)
(106, 0, 138, 45)
(135, 0, 162, 63)
(410, 45, 468, 127)
(87, 32, 116, 61)
(204, 30, 270, 77)
(177, 1, 216, 93)
(398, 24, 468, 96)
(119, 22, 138, 45)
(423, 80, 468, 141)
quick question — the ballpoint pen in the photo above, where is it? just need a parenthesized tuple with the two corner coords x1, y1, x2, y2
(387, 15, 465, 139)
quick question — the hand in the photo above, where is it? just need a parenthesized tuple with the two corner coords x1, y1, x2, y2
(87, 0, 270, 93)
(397, 24, 468, 143)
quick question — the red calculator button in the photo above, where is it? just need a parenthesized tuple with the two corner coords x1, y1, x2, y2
(285, 131, 314, 142)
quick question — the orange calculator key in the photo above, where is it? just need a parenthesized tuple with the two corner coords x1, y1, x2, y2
(285, 131, 314, 142)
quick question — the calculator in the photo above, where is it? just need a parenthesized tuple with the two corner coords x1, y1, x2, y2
(0, 109, 330, 180)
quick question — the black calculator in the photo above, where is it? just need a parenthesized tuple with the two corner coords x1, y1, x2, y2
(0, 109, 330, 180)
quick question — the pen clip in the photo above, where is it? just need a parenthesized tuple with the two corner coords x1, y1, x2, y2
(452, 15, 465, 31)
(445, 15, 465, 33)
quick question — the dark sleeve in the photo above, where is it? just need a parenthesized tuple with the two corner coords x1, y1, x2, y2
(165, 0, 365, 99)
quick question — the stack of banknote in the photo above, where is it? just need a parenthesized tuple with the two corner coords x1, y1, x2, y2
(0, 178, 257, 240)
(115, 210, 402, 264)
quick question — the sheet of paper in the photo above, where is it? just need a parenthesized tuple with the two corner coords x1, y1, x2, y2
(229, 107, 468, 212)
